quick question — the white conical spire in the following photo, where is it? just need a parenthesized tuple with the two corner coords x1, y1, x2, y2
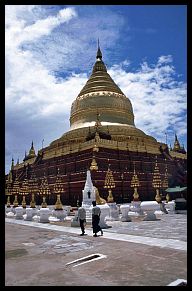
(84, 170, 94, 191)
(82, 170, 96, 206)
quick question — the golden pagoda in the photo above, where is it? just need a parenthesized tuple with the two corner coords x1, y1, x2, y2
(8, 42, 187, 206)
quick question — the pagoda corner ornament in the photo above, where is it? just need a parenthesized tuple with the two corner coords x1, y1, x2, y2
(39, 173, 51, 208)
(53, 168, 64, 210)
(90, 156, 98, 171)
(28, 169, 39, 209)
(5, 170, 13, 207)
(162, 161, 169, 191)
(12, 171, 20, 207)
(20, 168, 29, 208)
(104, 164, 115, 203)
(130, 162, 140, 201)
(152, 157, 162, 203)
(90, 144, 99, 171)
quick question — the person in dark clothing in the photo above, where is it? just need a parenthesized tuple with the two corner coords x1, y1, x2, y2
(92, 200, 103, 237)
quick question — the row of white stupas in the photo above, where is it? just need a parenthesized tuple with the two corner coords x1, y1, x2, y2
(5, 170, 175, 225)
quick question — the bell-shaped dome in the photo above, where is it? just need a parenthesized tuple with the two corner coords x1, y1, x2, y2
(70, 44, 135, 130)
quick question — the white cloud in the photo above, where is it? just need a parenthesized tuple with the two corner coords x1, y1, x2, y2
(5, 6, 77, 47)
(108, 58, 187, 142)
(20, 7, 77, 43)
(157, 55, 173, 65)
(5, 5, 81, 118)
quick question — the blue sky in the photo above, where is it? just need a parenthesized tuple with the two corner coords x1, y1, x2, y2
(5, 4, 187, 174)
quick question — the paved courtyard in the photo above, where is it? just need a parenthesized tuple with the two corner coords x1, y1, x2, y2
(5, 213, 187, 286)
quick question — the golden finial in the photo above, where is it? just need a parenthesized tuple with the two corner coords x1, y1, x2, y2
(162, 161, 169, 189)
(12, 171, 20, 207)
(20, 170, 29, 208)
(90, 157, 98, 171)
(39, 173, 50, 208)
(6, 172, 13, 207)
(53, 168, 64, 210)
(93, 144, 99, 152)
(29, 169, 39, 208)
(152, 157, 162, 203)
(131, 162, 140, 201)
(104, 164, 115, 203)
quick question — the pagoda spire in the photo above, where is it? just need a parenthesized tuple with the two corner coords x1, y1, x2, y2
(28, 140, 36, 157)
(31, 140, 34, 150)
(92, 39, 107, 73)
(11, 157, 14, 170)
(173, 132, 181, 152)
(96, 38, 102, 60)
(23, 150, 27, 162)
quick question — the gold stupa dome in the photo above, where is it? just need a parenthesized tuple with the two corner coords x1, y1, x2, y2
(70, 42, 135, 130)
(50, 42, 158, 150)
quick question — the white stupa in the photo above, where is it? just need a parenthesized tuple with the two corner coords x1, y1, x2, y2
(82, 170, 96, 207)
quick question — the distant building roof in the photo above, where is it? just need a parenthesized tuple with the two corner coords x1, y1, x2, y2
(165, 186, 187, 193)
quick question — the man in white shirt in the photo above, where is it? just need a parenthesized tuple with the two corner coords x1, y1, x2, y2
(77, 202, 86, 236)
(92, 201, 103, 237)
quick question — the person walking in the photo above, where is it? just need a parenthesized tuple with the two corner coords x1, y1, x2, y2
(92, 200, 103, 237)
(77, 201, 86, 236)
